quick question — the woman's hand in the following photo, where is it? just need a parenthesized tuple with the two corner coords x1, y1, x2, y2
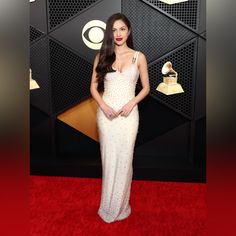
(118, 100, 137, 117)
(100, 103, 119, 120)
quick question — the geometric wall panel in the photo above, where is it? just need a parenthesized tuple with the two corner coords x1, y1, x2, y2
(194, 37, 206, 120)
(30, 0, 205, 181)
(57, 96, 100, 142)
(48, 0, 99, 30)
(147, 38, 197, 119)
(30, 26, 45, 43)
(201, 31, 206, 39)
(144, 0, 199, 31)
(30, 38, 52, 115)
(30, 0, 48, 33)
(50, 0, 121, 63)
(122, 0, 196, 62)
(198, 0, 206, 34)
(135, 122, 190, 165)
(49, 39, 93, 114)
(135, 96, 188, 146)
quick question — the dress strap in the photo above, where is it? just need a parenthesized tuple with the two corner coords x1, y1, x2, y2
(132, 51, 139, 64)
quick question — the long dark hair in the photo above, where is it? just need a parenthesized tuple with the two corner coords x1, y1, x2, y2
(95, 13, 134, 81)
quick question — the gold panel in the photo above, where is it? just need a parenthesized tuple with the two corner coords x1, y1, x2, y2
(57, 95, 102, 142)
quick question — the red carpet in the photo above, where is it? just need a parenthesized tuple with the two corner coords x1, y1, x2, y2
(30, 176, 206, 236)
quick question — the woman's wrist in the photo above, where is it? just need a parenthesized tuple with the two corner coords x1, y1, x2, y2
(132, 97, 138, 106)
(99, 101, 106, 110)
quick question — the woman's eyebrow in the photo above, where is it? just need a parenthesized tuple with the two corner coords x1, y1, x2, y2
(112, 26, 127, 29)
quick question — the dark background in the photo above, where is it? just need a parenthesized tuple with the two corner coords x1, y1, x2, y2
(30, 0, 206, 182)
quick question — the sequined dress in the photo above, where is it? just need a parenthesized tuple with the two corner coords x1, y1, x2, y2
(97, 51, 140, 223)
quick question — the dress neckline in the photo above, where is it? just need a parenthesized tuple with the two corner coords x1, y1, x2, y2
(112, 63, 137, 74)
(112, 51, 138, 73)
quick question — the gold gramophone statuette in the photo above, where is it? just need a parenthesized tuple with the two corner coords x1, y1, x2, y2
(156, 61, 184, 95)
(29, 68, 40, 90)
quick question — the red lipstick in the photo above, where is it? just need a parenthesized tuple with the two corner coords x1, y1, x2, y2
(116, 38, 123, 41)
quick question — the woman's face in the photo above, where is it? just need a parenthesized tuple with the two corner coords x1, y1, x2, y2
(112, 19, 130, 46)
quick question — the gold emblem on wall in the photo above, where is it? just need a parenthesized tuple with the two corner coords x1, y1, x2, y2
(82, 20, 106, 50)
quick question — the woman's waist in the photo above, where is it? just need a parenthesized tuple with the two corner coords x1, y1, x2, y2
(97, 103, 139, 117)
(102, 94, 135, 108)
(102, 93, 135, 102)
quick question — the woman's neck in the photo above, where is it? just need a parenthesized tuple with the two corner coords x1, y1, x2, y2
(114, 44, 129, 55)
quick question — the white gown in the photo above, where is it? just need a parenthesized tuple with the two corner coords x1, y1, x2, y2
(97, 51, 140, 223)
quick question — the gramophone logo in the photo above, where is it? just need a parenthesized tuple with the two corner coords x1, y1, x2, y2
(82, 20, 106, 50)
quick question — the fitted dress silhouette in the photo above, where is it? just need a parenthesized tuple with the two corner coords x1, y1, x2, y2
(96, 51, 140, 223)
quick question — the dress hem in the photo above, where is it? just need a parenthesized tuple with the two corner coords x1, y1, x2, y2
(97, 207, 131, 223)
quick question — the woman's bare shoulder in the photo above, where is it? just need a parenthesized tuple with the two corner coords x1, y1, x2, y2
(137, 51, 146, 58)
(137, 51, 147, 64)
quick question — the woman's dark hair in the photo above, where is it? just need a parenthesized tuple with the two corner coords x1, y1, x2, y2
(95, 13, 134, 81)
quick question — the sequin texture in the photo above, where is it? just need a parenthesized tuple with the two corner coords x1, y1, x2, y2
(97, 51, 140, 223)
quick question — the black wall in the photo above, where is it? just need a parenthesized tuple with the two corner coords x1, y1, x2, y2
(30, 0, 206, 182)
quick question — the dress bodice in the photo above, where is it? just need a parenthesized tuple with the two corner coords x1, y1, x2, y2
(102, 51, 140, 109)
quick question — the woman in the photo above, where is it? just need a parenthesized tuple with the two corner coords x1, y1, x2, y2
(90, 13, 150, 223)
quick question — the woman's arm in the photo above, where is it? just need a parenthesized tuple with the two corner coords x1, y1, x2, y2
(119, 52, 150, 117)
(133, 52, 150, 104)
(90, 54, 105, 107)
(90, 54, 118, 119)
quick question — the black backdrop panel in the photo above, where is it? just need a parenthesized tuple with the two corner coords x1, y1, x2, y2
(30, 0, 47, 33)
(49, 38, 93, 114)
(198, 0, 206, 34)
(122, 0, 196, 62)
(143, 0, 199, 31)
(135, 122, 190, 164)
(30, 38, 52, 115)
(48, 0, 100, 30)
(136, 96, 188, 146)
(30, 26, 45, 44)
(50, 0, 121, 63)
(201, 31, 206, 39)
(147, 38, 197, 119)
(195, 37, 206, 119)
(30, 0, 206, 181)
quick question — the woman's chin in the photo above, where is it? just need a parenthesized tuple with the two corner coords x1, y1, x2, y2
(115, 41, 124, 46)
